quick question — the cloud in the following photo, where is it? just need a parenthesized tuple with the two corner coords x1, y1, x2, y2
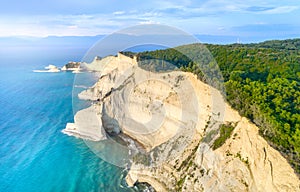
(67, 25, 78, 29)
(246, 6, 275, 12)
(0, 12, 166, 37)
(165, 1, 299, 16)
(139, 20, 160, 24)
(260, 6, 298, 14)
(245, 5, 298, 14)
(0, 14, 124, 36)
(1, 0, 299, 37)
(113, 11, 125, 15)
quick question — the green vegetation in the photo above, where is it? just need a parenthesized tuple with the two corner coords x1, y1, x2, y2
(176, 176, 186, 191)
(123, 38, 300, 174)
(65, 61, 80, 68)
(212, 123, 235, 150)
(177, 142, 199, 172)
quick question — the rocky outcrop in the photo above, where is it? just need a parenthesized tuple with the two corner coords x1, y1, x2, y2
(33, 64, 60, 72)
(64, 53, 300, 192)
(77, 53, 201, 152)
(126, 118, 300, 192)
(61, 61, 81, 71)
(62, 105, 106, 141)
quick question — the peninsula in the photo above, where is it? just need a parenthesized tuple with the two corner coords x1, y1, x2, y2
(63, 52, 300, 191)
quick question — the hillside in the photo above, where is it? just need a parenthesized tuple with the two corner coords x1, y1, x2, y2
(64, 52, 300, 191)
(122, 38, 300, 175)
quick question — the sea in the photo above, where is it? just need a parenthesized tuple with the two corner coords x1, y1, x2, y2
(0, 45, 157, 192)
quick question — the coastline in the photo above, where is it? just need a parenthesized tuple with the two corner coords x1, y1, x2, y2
(63, 53, 300, 191)
(126, 170, 168, 192)
(62, 105, 106, 141)
(33, 62, 81, 73)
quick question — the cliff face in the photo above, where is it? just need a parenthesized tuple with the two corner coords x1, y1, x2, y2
(78, 53, 200, 152)
(61, 61, 81, 71)
(128, 117, 300, 192)
(64, 53, 300, 192)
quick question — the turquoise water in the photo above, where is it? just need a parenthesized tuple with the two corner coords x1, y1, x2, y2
(0, 47, 138, 192)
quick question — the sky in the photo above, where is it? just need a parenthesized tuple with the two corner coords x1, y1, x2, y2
(0, 0, 299, 40)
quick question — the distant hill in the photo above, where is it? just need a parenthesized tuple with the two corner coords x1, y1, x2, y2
(0, 35, 104, 47)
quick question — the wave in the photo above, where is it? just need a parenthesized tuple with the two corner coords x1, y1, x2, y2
(33, 70, 60, 73)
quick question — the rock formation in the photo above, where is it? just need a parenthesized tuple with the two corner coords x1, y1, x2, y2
(63, 53, 300, 192)
(61, 61, 81, 72)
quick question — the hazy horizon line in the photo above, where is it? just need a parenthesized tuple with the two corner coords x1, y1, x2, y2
(1, 34, 299, 45)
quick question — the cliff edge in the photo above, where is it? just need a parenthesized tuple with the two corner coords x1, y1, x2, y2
(63, 53, 300, 192)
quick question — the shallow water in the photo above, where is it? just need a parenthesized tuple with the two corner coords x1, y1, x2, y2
(0, 46, 139, 192)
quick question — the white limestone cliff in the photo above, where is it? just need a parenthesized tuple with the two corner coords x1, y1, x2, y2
(63, 53, 300, 192)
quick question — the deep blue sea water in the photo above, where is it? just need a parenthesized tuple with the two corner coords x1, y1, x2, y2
(0, 46, 139, 192)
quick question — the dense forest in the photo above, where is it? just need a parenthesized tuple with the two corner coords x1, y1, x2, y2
(121, 39, 300, 175)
